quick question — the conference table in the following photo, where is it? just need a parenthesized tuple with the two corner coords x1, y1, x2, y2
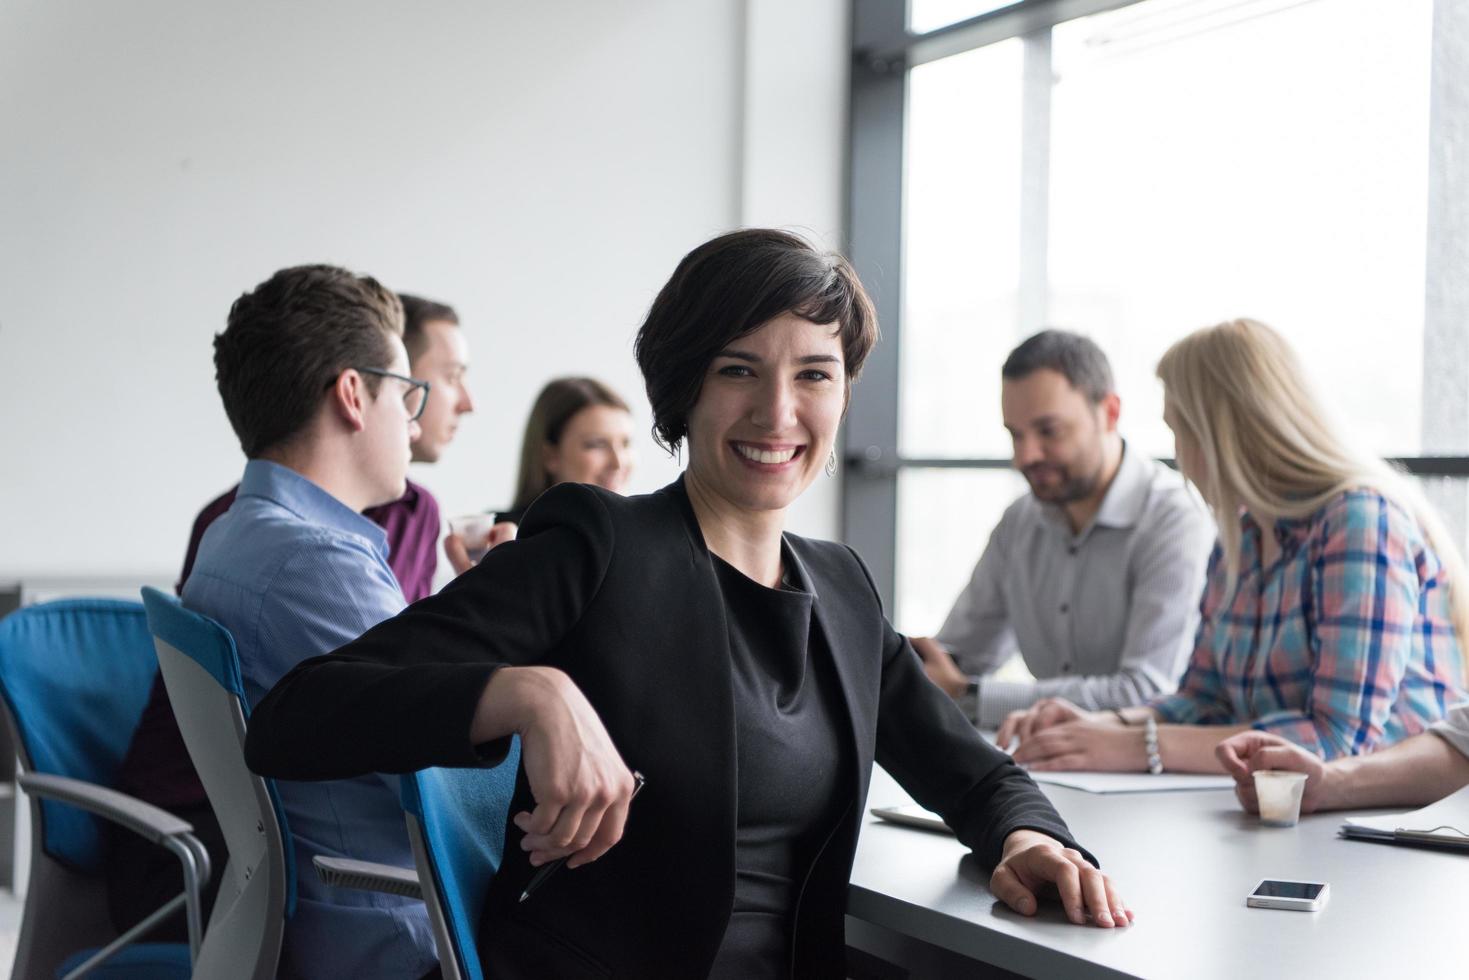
(846, 765, 1462, 979)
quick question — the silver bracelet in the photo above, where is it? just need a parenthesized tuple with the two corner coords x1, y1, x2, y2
(1143, 717, 1163, 775)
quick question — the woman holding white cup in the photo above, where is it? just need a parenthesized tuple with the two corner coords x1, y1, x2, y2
(501, 376, 636, 527)
(446, 378, 635, 572)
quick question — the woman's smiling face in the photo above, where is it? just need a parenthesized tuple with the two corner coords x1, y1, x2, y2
(683, 311, 846, 517)
(544, 403, 636, 494)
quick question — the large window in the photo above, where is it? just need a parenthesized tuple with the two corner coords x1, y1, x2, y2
(847, 0, 1469, 635)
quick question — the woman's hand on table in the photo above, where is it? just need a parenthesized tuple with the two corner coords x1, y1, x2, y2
(990, 829, 1133, 928)
(1215, 730, 1330, 815)
(1010, 721, 1146, 771)
(997, 697, 1116, 749)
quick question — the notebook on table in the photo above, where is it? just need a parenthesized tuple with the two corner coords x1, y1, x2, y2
(1340, 785, 1469, 852)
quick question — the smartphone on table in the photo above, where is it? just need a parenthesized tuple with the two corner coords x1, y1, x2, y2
(1245, 879, 1329, 912)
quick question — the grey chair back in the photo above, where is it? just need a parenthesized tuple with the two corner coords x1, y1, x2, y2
(142, 587, 294, 980)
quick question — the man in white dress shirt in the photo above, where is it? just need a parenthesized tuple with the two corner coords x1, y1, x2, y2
(912, 330, 1216, 730)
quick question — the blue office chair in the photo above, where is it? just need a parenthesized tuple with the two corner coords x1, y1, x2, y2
(141, 586, 295, 980)
(398, 743, 522, 980)
(0, 598, 208, 980)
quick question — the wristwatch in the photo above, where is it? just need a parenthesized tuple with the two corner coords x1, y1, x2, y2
(960, 677, 982, 727)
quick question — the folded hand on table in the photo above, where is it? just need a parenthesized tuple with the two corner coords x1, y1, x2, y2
(1009, 720, 1148, 772)
(996, 697, 1121, 749)
(990, 829, 1133, 928)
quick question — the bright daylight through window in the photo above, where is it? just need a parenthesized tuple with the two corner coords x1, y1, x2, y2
(892, 0, 1437, 636)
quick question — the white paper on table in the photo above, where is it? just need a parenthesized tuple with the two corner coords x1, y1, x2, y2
(1027, 771, 1235, 794)
(1341, 784, 1469, 845)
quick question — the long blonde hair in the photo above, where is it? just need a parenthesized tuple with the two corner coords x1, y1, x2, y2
(1156, 318, 1469, 642)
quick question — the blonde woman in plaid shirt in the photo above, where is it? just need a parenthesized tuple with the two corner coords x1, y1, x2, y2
(998, 319, 1468, 773)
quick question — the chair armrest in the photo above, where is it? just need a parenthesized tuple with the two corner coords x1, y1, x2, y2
(313, 855, 423, 899)
(17, 771, 194, 845)
(20, 771, 214, 962)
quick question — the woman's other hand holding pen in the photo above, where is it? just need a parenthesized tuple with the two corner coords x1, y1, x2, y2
(471, 666, 637, 869)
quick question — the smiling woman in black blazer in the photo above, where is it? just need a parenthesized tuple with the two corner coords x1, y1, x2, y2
(246, 229, 1131, 979)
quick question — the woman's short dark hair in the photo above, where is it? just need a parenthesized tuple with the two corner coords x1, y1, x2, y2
(633, 228, 879, 453)
(213, 265, 404, 458)
(512, 377, 631, 511)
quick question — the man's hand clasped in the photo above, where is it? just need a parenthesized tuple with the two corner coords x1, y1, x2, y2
(995, 697, 1146, 771)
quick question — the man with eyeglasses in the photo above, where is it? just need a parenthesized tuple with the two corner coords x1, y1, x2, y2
(110, 292, 478, 948)
(107, 266, 443, 978)
(175, 292, 476, 603)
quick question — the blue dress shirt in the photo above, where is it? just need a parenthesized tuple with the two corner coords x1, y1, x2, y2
(183, 459, 436, 980)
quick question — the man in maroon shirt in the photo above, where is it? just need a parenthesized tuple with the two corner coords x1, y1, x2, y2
(108, 293, 477, 939)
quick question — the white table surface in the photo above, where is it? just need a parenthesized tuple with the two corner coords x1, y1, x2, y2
(848, 766, 1464, 979)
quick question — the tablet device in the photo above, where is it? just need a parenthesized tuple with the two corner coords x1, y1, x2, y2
(870, 803, 953, 834)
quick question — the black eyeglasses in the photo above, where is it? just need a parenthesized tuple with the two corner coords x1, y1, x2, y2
(355, 367, 431, 422)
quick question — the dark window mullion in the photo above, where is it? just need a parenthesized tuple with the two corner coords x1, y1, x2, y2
(844, 0, 910, 610)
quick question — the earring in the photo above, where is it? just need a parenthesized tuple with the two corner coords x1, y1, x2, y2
(825, 449, 838, 477)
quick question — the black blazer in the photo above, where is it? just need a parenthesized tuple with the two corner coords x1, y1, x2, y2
(246, 479, 1089, 979)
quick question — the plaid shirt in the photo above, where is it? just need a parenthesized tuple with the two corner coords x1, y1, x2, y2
(1150, 489, 1465, 759)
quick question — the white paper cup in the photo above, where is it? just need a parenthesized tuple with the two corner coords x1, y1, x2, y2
(448, 512, 498, 562)
(1253, 770, 1309, 827)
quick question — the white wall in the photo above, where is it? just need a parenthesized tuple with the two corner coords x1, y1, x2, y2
(0, 0, 850, 581)
(741, 0, 850, 540)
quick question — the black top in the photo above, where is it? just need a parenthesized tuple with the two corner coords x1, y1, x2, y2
(246, 478, 1094, 980)
(710, 550, 852, 978)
